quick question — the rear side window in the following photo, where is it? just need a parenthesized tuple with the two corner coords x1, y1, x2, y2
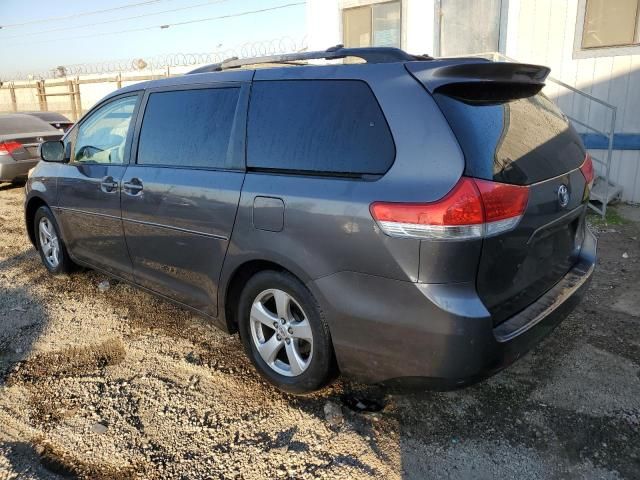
(247, 80, 394, 176)
(137, 88, 239, 169)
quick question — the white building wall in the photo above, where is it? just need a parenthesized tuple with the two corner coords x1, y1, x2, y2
(504, 0, 640, 203)
(404, 0, 435, 55)
(306, 0, 341, 51)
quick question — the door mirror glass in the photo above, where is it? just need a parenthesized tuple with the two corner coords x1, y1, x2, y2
(40, 141, 66, 162)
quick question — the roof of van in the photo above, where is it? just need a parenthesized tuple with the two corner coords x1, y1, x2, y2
(106, 46, 549, 107)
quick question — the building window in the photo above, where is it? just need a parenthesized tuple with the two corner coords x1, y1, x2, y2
(582, 0, 640, 49)
(343, 1, 401, 49)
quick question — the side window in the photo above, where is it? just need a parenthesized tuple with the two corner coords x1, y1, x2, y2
(74, 96, 137, 164)
(247, 80, 395, 175)
(136, 88, 240, 169)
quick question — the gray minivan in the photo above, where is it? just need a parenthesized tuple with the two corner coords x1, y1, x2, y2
(25, 47, 596, 394)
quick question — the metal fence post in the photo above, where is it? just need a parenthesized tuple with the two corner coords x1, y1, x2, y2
(603, 107, 617, 218)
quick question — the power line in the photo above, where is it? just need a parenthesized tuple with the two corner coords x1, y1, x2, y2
(0, 0, 177, 30)
(4, 2, 305, 47)
(0, 0, 234, 40)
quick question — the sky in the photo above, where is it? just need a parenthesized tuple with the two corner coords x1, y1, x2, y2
(0, 0, 307, 79)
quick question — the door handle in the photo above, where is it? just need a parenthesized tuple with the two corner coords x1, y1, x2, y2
(123, 178, 143, 196)
(100, 176, 118, 193)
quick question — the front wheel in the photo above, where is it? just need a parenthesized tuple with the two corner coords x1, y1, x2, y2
(34, 206, 74, 274)
(238, 270, 337, 394)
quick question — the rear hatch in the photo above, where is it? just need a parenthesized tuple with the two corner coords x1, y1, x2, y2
(407, 60, 590, 325)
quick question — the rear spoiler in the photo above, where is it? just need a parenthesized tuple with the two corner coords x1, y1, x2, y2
(406, 59, 551, 104)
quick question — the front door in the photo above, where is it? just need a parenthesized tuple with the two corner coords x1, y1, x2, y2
(120, 84, 248, 316)
(56, 94, 140, 280)
(438, 0, 503, 56)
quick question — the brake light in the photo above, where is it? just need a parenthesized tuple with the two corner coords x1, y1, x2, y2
(370, 177, 529, 240)
(0, 141, 23, 155)
(580, 153, 595, 191)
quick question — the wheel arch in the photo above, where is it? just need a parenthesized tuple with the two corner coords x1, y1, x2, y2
(221, 258, 311, 334)
(25, 195, 49, 247)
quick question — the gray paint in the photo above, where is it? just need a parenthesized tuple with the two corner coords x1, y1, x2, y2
(253, 197, 285, 232)
(23, 56, 598, 386)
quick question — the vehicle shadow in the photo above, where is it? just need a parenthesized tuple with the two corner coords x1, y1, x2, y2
(0, 251, 49, 381)
(0, 182, 24, 192)
(0, 442, 62, 479)
(0, 250, 66, 477)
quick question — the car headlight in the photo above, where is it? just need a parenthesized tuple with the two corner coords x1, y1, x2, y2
(28, 167, 35, 178)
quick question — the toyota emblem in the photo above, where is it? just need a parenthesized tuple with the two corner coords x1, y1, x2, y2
(558, 184, 570, 208)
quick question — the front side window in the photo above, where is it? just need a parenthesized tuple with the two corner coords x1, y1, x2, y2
(136, 88, 240, 169)
(343, 1, 401, 48)
(74, 96, 137, 164)
(582, 0, 640, 49)
(247, 80, 395, 176)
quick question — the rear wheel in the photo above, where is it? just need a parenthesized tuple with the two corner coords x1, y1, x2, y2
(34, 206, 74, 274)
(238, 270, 337, 394)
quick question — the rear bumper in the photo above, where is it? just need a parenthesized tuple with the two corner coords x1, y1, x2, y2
(310, 226, 596, 388)
(0, 157, 38, 182)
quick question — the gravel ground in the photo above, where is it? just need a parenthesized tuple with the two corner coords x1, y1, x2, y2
(0, 183, 639, 479)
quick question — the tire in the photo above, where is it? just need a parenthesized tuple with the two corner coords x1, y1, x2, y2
(238, 270, 337, 394)
(34, 206, 75, 274)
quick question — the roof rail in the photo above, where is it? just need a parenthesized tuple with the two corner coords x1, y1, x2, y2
(187, 45, 431, 74)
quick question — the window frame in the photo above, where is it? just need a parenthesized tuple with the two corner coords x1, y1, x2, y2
(342, 0, 403, 49)
(68, 91, 143, 166)
(245, 78, 397, 179)
(130, 82, 249, 172)
(574, 0, 640, 58)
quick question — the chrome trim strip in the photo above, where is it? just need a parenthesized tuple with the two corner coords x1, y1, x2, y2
(526, 205, 584, 245)
(55, 206, 228, 240)
(54, 206, 120, 221)
(122, 216, 228, 240)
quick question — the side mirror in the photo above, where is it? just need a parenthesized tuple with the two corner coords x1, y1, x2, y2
(40, 141, 67, 162)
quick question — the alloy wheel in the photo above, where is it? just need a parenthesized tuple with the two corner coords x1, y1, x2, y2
(250, 288, 313, 377)
(38, 217, 60, 269)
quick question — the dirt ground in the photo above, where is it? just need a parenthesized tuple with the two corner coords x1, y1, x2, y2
(0, 183, 639, 480)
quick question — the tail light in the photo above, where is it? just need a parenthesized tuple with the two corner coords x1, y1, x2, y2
(0, 141, 23, 156)
(580, 153, 595, 192)
(370, 177, 529, 240)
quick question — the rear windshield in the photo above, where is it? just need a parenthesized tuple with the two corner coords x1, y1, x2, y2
(0, 115, 56, 135)
(434, 93, 585, 185)
(23, 111, 71, 123)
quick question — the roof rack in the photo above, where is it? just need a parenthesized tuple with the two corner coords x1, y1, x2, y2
(187, 45, 432, 74)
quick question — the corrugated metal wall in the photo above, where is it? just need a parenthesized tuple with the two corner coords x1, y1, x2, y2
(505, 0, 640, 203)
